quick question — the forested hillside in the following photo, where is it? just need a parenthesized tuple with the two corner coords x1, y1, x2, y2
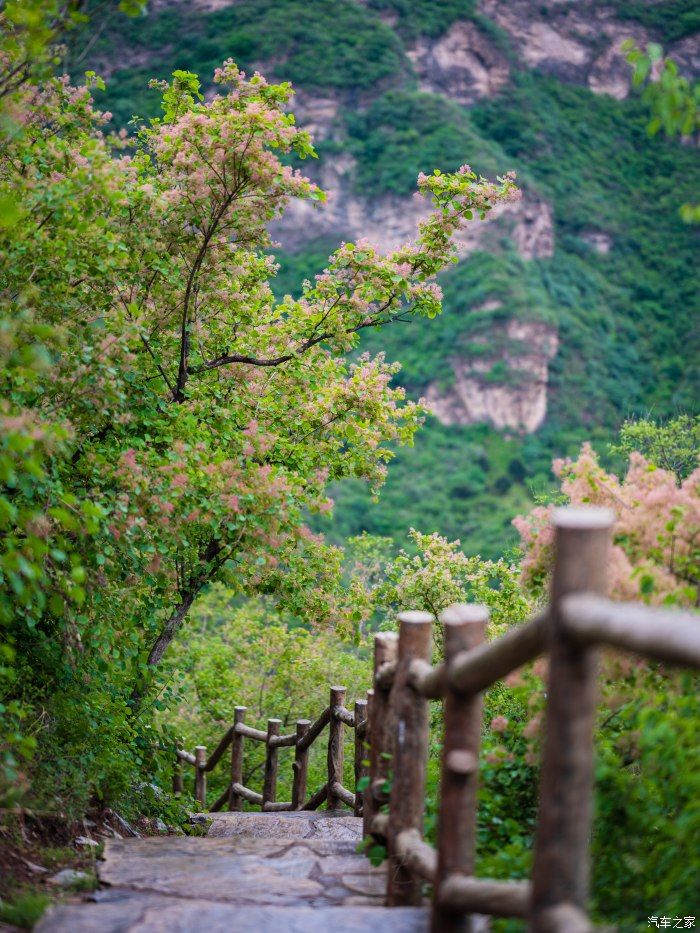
(85, 0, 700, 555)
(2, 4, 699, 929)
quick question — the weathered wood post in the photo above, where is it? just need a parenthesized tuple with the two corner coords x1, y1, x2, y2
(364, 632, 398, 838)
(362, 689, 374, 826)
(432, 604, 489, 933)
(262, 718, 281, 809)
(292, 719, 311, 809)
(387, 611, 433, 906)
(327, 686, 346, 810)
(228, 706, 246, 811)
(354, 698, 368, 817)
(173, 742, 184, 797)
(531, 506, 614, 930)
(194, 745, 207, 807)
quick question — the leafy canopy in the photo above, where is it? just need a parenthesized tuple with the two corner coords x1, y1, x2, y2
(0, 12, 517, 805)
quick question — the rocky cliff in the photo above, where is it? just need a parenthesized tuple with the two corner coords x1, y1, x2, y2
(263, 1, 695, 434)
(95, 0, 699, 438)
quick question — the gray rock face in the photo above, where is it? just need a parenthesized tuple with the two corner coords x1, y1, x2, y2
(407, 20, 510, 105)
(426, 320, 559, 434)
(477, 0, 699, 97)
(47, 868, 91, 887)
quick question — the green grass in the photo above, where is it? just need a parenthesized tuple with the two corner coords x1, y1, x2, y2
(0, 890, 51, 929)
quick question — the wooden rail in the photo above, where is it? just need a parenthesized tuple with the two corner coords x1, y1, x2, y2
(173, 686, 367, 816)
(361, 506, 700, 931)
(173, 506, 700, 931)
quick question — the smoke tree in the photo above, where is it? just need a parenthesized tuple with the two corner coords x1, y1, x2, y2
(1, 5, 518, 805)
(514, 442, 699, 606)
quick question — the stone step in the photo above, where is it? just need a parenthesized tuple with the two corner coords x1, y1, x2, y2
(202, 810, 362, 841)
(99, 835, 386, 906)
(37, 895, 429, 932)
(35, 820, 432, 932)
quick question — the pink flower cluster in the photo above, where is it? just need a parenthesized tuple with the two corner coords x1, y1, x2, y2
(514, 443, 700, 605)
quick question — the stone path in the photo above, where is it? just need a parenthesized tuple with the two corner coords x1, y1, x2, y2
(37, 811, 429, 932)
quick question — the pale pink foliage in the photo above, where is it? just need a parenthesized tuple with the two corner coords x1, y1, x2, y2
(514, 443, 700, 605)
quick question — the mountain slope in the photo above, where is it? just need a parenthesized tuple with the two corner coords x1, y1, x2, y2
(86, 0, 700, 555)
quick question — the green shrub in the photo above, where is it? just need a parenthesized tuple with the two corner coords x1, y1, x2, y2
(613, 0, 700, 42)
(346, 89, 509, 197)
(366, 0, 476, 39)
(89, 1, 407, 128)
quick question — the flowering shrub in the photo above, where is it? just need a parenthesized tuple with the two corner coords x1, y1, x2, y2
(0, 3, 518, 807)
(354, 528, 530, 643)
(514, 443, 700, 606)
(510, 434, 700, 924)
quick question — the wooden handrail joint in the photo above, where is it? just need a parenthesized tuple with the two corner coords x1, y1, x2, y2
(438, 875, 531, 918)
(268, 731, 298, 749)
(301, 783, 328, 811)
(407, 657, 444, 699)
(374, 658, 397, 690)
(395, 828, 437, 882)
(330, 781, 355, 808)
(561, 592, 700, 669)
(231, 782, 263, 806)
(296, 706, 331, 753)
(234, 722, 268, 742)
(370, 813, 389, 838)
(334, 706, 356, 727)
(447, 610, 548, 696)
(370, 777, 390, 804)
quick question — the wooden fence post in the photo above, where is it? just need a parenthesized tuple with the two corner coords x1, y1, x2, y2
(354, 698, 368, 817)
(292, 719, 310, 809)
(387, 610, 433, 906)
(362, 689, 374, 827)
(531, 506, 614, 929)
(364, 632, 398, 838)
(194, 745, 207, 808)
(432, 604, 489, 933)
(327, 686, 346, 810)
(262, 718, 281, 809)
(173, 742, 184, 797)
(229, 706, 246, 811)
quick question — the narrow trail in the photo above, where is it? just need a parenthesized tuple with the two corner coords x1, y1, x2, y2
(37, 811, 429, 932)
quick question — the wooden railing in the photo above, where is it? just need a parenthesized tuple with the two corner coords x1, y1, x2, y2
(363, 506, 700, 932)
(173, 685, 367, 815)
(174, 506, 700, 931)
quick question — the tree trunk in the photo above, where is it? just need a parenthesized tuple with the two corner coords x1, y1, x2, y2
(147, 590, 198, 667)
(130, 589, 199, 708)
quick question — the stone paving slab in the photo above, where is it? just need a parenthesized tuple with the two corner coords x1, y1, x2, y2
(37, 893, 430, 932)
(97, 836, 386, 907)
(205, 811, 363, 841)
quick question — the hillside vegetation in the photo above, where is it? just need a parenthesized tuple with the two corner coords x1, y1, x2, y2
(87, 0, 699, 555)
(2, 5, 698, 930)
